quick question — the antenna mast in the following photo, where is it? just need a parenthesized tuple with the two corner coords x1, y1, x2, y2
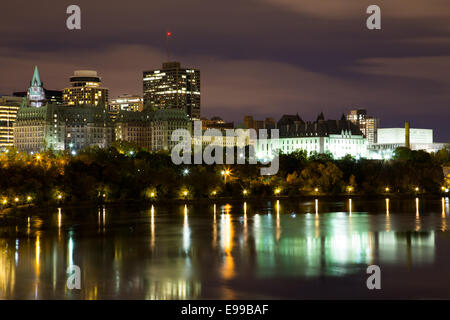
(166, 31, 172, 61)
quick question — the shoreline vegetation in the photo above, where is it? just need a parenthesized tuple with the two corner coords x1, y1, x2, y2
(0, 141, 449, 214)
(0, 194, 447, 218)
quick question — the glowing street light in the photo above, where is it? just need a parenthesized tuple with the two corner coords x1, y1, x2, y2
(385, 187, 390, 192)
(14, 197, 19, 203)
(415, 187, 420, 192)
(2, 199, 7, 205)
(212, 190, 217, 196)
(183, 168, 190, 176)
(183, 190, 188, 197)
(150, 192, 156, 198)
(27, 196, 32, 202)
(274, 188, 281, 195)
(36, 155, 41, 160)
(347, 186, 353, 193)
(243, 189, 248, 195)
(221, 169, 231, 183)
(57, 194, 63, 200)
(314, 188, 319, 193)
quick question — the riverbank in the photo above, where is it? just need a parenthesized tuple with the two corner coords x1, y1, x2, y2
(1, 192, 447, 217)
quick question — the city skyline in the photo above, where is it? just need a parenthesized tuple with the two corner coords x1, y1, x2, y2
(1, 1, 450, 142)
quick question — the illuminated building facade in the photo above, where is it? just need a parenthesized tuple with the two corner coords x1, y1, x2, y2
(255, 113, 367, 160)
(13, 69, 113, 153)
(109, 94, 144, 121)
(151, 109, 191, 151)
(63, 70, 109, 107)
(0, 95, 22, 149)
(143, 62, 200, 120)
(14, 104, 113, 153)
(369, 125, 446, 159)
(347, 109, 379, 144)
(114, 110, 152, 150)
(114, 108, 191, 152)
(110, 94, 143, 112)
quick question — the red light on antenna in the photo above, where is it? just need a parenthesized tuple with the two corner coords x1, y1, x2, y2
(167, 32, 172, 37)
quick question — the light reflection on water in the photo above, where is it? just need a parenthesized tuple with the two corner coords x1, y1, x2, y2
(0, 197, 449, 299)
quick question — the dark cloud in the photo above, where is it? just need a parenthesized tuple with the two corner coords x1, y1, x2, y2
(0, 0, 449, 140)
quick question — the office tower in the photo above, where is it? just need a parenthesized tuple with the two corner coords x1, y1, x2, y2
(110, 94, 143, 113)
(63, 70, 109, 107)
(0, 95, 22, 149)
(109, 94, 144, 121)
(143, 62, 200, 120)
(347, 109, 379, 144)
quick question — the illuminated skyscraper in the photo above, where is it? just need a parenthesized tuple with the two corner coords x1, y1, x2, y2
(0, 95, 22, 149)
(63, 70, 109, 107)
(347, 109, 379, 144)
(143, 62, 200, 120)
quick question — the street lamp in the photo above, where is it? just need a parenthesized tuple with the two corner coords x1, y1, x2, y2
(314, 188, 319, 193)
(274, 188, 281, 195)
(221, 169, 231, 183)
(385, 187, 390, 192)
(347, 186, 353, 193)
(243, 189, 248, 196)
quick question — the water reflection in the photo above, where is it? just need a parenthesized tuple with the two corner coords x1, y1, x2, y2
(0, 198, 447, 299)
(415, 198, 421, 231)
(183, 205, 190, 253)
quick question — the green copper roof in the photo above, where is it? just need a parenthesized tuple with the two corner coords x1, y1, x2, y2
(31, 66, 41, 86)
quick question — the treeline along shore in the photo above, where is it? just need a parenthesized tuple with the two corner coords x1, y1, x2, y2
(0, 141, 449, 209)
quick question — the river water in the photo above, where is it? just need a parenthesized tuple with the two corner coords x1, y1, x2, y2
(0, 197, 449, 299)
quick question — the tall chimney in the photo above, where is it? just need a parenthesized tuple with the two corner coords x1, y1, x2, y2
(405, 121, 410, 149)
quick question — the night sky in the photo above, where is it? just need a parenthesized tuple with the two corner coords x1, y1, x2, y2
(1, 0, 450, 141)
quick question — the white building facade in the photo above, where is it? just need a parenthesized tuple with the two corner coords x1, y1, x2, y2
(255, 114, 368, 161)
